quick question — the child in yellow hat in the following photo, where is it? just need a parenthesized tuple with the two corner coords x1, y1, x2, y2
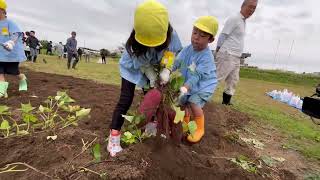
(172, 16, 219, 143)
(0, 0, 27, 98)
(107, 0, 182, 157)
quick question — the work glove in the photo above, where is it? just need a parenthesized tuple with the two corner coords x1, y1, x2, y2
(2, 40, 15, 51)
(144, 121, 157, 137)
(141, 66, 157, 88)
(159, 68, 170, 85)
(179, 86, 188, 97)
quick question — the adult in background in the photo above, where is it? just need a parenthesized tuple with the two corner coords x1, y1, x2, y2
(66, 31, 79, 69)
(100, 49, 107, 64)
(56, 42, 64, 59)
(215, 0, 258, 105)
(63, 44, 67, 58)
(46, 41, 53, 55)
(26, 30, 39, 63)
(23, 31, 31, 61)
(77, 48, 83, 61)
(84, 49, 90, 63)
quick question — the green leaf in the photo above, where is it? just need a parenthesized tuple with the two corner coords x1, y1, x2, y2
(136, 129, 142, 138)
(20, 103, 35, 113)
(39, 105, 45, 113)
(67, 115, 76, 121)
(0, 120, 10, 130)
(55, 95, 62, 101)
(76, 108, 91, 117)
(188, 121, 197, 136)
(122, 131, 137, 144)
(230, 155, 258, 173)
(173, 106, 185, 124)
(122, 115, 134, 123)
(169, 71, 183, 81)
(0, 105, 10, 115)
(261, 156, 276, 167)
(22, 114, 38, 123)
(169, 71, 185, 92)
(70, 105, 81, 112)
(240, 137, 265, 150)
(133, 115, 145, 125)
(72, 122, 78, 126)
(124, 131, 133, 139)
(58, 101, 65, 107)
(92, 143, 102, 162)
(57, 91, 75, 103)
(182, 121, 188, 133)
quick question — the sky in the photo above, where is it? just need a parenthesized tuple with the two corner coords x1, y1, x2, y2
(6, 0, 320, 73)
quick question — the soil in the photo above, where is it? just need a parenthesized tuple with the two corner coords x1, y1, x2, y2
(0, 70, 299, 180)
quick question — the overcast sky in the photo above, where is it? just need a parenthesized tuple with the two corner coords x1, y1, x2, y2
(6, 0, 320, 72)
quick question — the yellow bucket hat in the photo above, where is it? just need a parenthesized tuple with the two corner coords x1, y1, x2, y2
(134, 0, 169, 47)
(0, 0, 7, 10)
(194, 16, 219, 36)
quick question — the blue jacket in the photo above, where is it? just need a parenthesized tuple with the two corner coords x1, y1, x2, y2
(173, 45, 218, 95)
(119, 30, 182, 87)
(0, 19, 26, 62)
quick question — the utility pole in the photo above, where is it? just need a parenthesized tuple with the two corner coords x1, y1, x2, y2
(285, 40, 295, 71)
(273, 39, 280, 70)
(288, 40, 295, 59)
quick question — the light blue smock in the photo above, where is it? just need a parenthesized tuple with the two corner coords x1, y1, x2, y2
(0, 18, 26, 62)
(173, 45, 218, 96)
(119, 30, 182, 87)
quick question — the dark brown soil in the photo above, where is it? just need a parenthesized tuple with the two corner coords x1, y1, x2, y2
(0, 70, 296, 180)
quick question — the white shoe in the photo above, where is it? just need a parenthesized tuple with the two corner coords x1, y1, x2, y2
(107, 132, 123, 157)
(145, 121, 157, 136)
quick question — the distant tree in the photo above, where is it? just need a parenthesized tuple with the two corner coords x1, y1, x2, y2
(40, 40, 49, 50)
(110, 52, 121, 58)
(100, 49, 111, 57)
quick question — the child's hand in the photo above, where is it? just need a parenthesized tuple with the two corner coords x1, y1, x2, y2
(160, 68, 171, 85)
(179, 86, 188, 96)
(2, 40, 15, 51)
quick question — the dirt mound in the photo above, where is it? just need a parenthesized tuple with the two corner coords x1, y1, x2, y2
(0, 70, 295, 180)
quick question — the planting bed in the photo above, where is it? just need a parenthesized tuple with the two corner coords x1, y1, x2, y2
(0, 70, 295, 180)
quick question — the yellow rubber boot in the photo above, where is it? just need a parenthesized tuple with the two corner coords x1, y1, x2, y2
(187, 115, 204, 143)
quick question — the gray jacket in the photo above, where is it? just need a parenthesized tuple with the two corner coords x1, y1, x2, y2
(66, 37, 77, 54)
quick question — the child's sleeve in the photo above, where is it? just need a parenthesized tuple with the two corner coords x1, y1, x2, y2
(184, 54, 216, 90)
(8, 20, 23, 43)
(8, 20, 22, 33)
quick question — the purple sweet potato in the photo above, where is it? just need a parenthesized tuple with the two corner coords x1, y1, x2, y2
(139, 88, 162, 122)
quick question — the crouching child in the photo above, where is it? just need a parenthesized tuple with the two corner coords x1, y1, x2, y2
(172, 16, 219, 143)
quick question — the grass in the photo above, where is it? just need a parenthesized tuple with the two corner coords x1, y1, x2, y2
(22, 54, 320, 160)
(214, 78, 320, 160)
(22, 55, 121, 85)
(240, 67, 320, 87)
